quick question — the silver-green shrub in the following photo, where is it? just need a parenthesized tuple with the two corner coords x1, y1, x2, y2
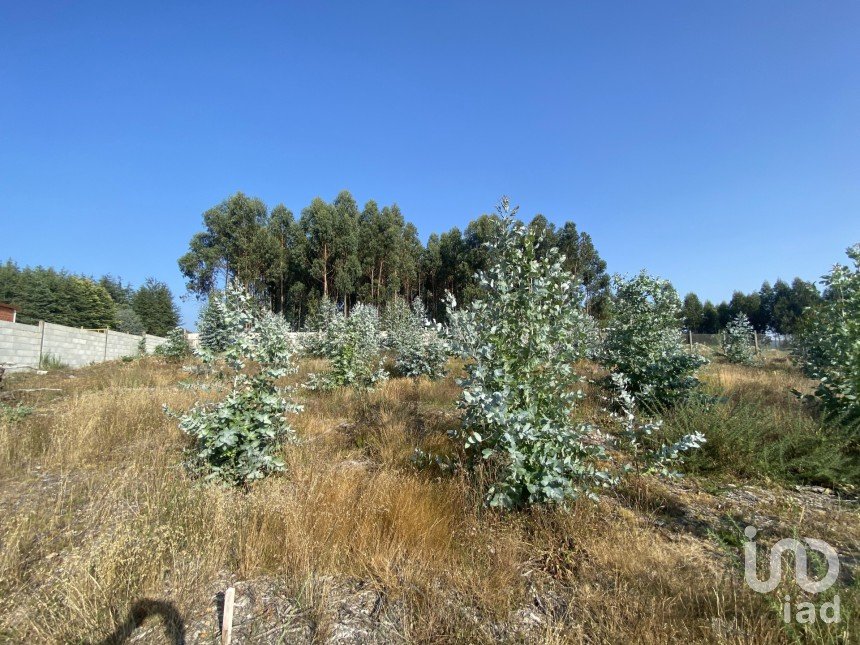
(307, 303, 387, 389)
(302, 298, 339, 357)
(384, 296, 448, 379)
(156, 326, 192, 361)
(171, 282, 302, 486)
(608, 373, 705, 476)
(601, 272, 707, 408)
(449, 198, 609, 508)
(722, 313, 756, 365)
(794, 244, 860, 429)
(578, 312, 603, 360)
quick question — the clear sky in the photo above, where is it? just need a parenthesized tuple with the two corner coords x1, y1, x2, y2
(2, 1, 858, 327)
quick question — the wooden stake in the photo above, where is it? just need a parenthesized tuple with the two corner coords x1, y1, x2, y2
(221, 586, 235, 645)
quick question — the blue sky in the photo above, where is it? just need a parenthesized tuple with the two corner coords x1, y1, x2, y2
(2, 1, 858, 327)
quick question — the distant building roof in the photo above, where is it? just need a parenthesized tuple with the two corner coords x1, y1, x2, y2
(0, 302, 17, 311)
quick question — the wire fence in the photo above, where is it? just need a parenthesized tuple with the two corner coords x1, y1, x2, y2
(683, 332, 793, 352)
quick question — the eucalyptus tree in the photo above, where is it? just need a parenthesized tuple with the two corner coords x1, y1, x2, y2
(384, 296, 447, 379)
(178, 192, 269, 294)
(420, 234, 444, 319)
(173, 282, 302, 486)
(601, 272, 707, 408)
(450, 198, 606, 508)
(331, 190, 362, 310)
(267, 204, 298, 317)
(794, 244, 860, 429)
(300, 197, 338, 301)
(307, 303, 387, 390)
(722, 313, 757, 365)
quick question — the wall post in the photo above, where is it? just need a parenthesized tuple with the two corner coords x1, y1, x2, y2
(38, 320, 45, 368)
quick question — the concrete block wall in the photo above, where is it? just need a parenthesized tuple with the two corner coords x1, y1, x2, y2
(0, 321, 42, 369)
(41, 323, 106, 368)
(0, 320, 167, 370)
(145, 334, 167, 354)
(104, 330, 147, 361)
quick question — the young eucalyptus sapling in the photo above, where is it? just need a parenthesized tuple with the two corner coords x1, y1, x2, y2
(722, 313, 757, 365)
(601, 272, 707, 408)
(384, 296, 448, 379)
(156, 326, 192, 361)
(307, 303, 387, 390)
(169, 282, 302, 486)
(448, 198, 610, 508)
(302, 298, 339, 357)
(607, 373, 706, 477)
(794, 244, 860, 430)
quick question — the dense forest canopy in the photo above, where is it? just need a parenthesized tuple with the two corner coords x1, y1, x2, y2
(178, 191, 611, 325)
(0, 262, 180, 336)
(1, 191, 826, 337)
(682, 277, 821, 335)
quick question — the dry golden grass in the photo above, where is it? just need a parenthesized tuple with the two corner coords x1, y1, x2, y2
(0, 357, 855, 643)
(701, 355, 816, 403)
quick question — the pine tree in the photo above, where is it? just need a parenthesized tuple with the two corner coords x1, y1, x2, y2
(133, 278, 180, 336)
(197, 292, 231, 353)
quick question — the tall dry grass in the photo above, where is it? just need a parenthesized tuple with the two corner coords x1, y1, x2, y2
(0, 357, 855, 643)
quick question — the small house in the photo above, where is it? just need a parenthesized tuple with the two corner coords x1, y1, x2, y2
(0, 303, 17, 323)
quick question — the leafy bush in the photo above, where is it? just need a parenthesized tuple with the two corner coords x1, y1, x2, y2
(722, 313, 756, 365)
(307, 303, 387, 390)
(601, 272, 707, 408)
(0, 402, 35, 423)
(197, 291, 231, 353)
(155, 327, 191, 361)
(172, 282, 302, 486)
(448, 198, 609, 508)
(609, 373, 706, 477)
(794, 245, 860, 431)
(384, 296, 448, 379)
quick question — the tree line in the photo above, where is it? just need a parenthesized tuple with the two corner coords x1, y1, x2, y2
(0, 261, 181, 337)
(681, 277, 821, 335)
(178, 191, 611, 325)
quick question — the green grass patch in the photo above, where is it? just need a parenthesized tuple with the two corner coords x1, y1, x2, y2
(665, 397, 858, 489)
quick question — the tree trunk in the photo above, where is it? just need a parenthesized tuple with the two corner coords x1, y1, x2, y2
(322, 243, 329, 298)
(377, 259, 384, 305)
